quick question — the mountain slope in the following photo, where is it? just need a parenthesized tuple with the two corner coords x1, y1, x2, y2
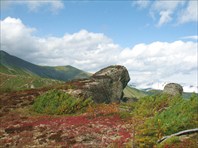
(123, 86, 147, 99)
(0, 50, 90, 81)
(0, 72, 62, 92)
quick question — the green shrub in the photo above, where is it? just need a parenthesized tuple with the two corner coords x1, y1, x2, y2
(151, 94, 198, 135)
(32, 89, 93, 115)
(127, 93, 198, 147)
(132, 94, 170, 118)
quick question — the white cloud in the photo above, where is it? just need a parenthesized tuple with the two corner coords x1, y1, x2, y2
(182, 35, 198, 40)
(132, 0, 150, 9)
(157, 10, 172, 26)
(178, 0, 198, 24)
(133, 0, 197, 26)
(0, 17, 120, 72)
(151, 0, 185, 12)
(118, 41, 197, 90)
(1, 17, 38, 58)
(151, 0, 185, 26)
(1, 0, 64, 13)
(1, 17, 197, 92)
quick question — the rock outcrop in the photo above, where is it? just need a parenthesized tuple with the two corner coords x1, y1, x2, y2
(163, 83, 183, 96)
(66, 65, 130, 103)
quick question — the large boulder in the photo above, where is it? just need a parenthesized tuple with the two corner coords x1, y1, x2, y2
(163, 83, 183, 96)
(66, 65, 130, 103)
(93, 65, 130, 88)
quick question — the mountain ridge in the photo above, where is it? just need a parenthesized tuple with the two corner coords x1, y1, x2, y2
(0, 50, 90, 81)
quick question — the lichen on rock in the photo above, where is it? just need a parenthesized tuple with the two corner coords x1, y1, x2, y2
(66, 65, 130, 103)
(163, 83, 183, 96)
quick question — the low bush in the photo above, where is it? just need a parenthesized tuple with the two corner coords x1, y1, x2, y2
(123, 93, 198, 147)
(32, 89, 93, 115)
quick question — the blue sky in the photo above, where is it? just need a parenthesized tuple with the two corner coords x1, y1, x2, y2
(0, 0, 198, 92)
(1, 0, 197, 47)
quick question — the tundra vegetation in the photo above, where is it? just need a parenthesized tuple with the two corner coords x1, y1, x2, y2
(31, 90, 198, 147)
(1, 87, 197, 147)
(121, 93, 198, 147)
(1, 53, 197, 147)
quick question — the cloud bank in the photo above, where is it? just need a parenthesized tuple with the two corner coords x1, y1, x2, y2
(1, 17, 197, 92)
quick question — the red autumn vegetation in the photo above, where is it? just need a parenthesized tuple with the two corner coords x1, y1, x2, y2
(0, 112, 131, 147)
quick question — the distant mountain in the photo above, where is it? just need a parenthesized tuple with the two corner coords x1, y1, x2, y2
(0, 50, 90, 81)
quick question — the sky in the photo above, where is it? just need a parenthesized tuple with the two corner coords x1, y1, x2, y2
(0, 0, 198, 92)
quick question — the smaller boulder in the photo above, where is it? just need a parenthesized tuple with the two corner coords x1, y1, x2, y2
(163, 83, 183, 96)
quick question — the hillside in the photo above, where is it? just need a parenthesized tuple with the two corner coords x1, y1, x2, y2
(123, 86, 147, 100)
(0, 50, 90, 81)
(0, 50, 91, 93)
(0, 73, 63, 93)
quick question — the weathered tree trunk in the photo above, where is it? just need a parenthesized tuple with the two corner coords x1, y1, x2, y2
(157, 128, 198, 143)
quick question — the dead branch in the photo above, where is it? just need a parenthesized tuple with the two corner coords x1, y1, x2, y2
(157, 128, 198, 143)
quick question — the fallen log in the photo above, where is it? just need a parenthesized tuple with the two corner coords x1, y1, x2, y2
(157, 128, 198, 143)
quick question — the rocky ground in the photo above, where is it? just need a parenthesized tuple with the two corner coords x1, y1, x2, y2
(0, 90, 132, 148)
